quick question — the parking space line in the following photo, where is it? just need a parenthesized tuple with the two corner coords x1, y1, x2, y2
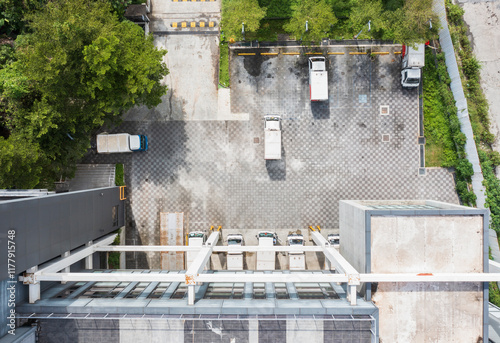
(261, 52, 278, 56)
(282, 52, 300, 55)
(238, 53, 256, 56)
(349, 52, 367, 55)
(328, 52, 345, 55)
(371, 52, 390, 55)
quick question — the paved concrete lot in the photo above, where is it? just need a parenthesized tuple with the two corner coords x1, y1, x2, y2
(84, 44, 458, 269)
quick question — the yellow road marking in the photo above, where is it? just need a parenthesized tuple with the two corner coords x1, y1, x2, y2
(238, 53, 256, 56)
(282, 52, 300, 55)
(371, 52, 390, 55)
(261, 52, 278, 55)
(349, 52, 367, 55)
(327, 52, 344, 55)
(305, 52, 323, 55)
(394, 51, 402, 54)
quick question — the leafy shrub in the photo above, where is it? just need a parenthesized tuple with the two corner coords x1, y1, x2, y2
(455, 158, 474, 182)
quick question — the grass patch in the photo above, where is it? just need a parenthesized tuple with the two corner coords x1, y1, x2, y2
(423, 48, 457, 168)
(115, 163, 125, 186)
(491, 282, 500, 308)
(108, 229, 121, 269)
(219, 40, 230, 88)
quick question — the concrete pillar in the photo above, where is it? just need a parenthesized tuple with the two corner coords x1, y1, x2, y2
(188, 285, 195, 305)
(249, 319, 259, 342)
(348, 284, 357, 306)
(62, 251, 70, 284)
(85, 241, 93, 269)
(26, 266, 40, 303)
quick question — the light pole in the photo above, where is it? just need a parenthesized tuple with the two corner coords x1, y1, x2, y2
(354, 20, 371, 39)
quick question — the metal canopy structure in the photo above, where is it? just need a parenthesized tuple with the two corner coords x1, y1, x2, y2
(20, 230, 500, 306)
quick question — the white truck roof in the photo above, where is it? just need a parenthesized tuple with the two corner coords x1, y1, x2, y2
(404, 44, 425, 68)
(97, 133, 131, 153)
(264, 116, 281, 160)
(309, 57, 328, 101)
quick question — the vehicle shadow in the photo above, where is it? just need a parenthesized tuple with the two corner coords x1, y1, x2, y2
(311, 100, 330, 119)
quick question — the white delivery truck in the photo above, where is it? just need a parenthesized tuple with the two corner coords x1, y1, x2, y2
(264, 116, 281, 160)
(287, 234, 305, 270)
(226, 234, 244, 271)
(308, 56, 328, 101)
(96, 133, 148, 154)
(401, 43, 425, 88)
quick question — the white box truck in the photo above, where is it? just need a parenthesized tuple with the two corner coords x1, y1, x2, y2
(96, 133, 148, 154)
(308, 56, 328, 101)
(226, 234, 244, 271)
(264, 116, 281, 160)
(401, 43, 425, 88)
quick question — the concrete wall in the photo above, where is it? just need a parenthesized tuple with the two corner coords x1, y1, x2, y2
(339, 200, 367, 273)
(371, 215, 484, 342)
(35, 318, 373, 342)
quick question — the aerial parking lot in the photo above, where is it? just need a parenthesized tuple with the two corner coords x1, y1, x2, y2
(86, 43, 458, 268)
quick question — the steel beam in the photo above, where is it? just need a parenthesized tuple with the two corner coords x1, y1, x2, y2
(185, 231, 220, 305)
(34, 234, 117, 275)
(94, 245, 323, 252)
(360, 273, 500, 282)
(310, 231, 360, 287)
(196, 273, 348, 283)
(32, 272, 186, 283)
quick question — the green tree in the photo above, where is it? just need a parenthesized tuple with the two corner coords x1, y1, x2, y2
(0, 134, 45, 189)
(284, 0, 337, 42)
(387, 0, 440, 44)
(348, 0, 387, 39)
(222, 0, 267, 41)
(0, 0, 168, 187)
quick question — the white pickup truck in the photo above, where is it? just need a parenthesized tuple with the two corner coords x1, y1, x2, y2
(401, 43, 425, 88)
(308, 56, 328, 101)
(264, 116, 281, 160)
(96, 133, 148, 154)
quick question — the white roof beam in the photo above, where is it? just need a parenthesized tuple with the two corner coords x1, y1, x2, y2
(310, 231, 360, 285)
(32, 234, 116, 276)
(95, 245, 324, 252)
(185, 231, 220, 285)
(32, 272, 186, 283)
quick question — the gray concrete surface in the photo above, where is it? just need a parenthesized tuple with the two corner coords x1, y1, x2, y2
(84, 44, 459, 269)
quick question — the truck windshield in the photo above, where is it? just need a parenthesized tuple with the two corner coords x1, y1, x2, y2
(407, 78, 420, 83)
(228, 239, 241, 245)
(259, 233, 274, 237)
(188, 233, 204, 238)
(289, 239, 303, 245)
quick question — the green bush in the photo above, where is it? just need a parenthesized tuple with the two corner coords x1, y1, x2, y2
(446, 0, 464, 25)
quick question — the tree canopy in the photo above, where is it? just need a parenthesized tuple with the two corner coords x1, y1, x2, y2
(222, 0, 267, 41)
(0, 0, 168, 188)
(284, 0, 337, 42)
